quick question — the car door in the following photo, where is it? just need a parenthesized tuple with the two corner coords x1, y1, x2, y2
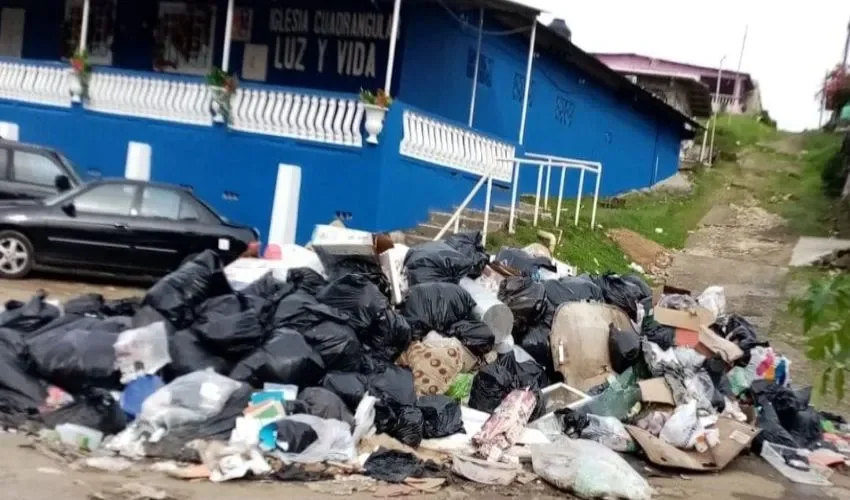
(0, 147, 16, 199)
(8, 149, 65, 199)
(39, 183, 139, 269)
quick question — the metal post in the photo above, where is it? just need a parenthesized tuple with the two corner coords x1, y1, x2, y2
(79, 0, 91, 53)
(509, 20, 537, 234)
(708, 56, 726, 166)
(468, 8, 484, 127)
(555, 165, 566, 227)
(842, 18, 850, 69)
(533, 163, 543, 226)
(384, 0, 403, 93)
(590, 169, 601, 229)
(574, 167, 585, 226)
(222, 0, 235, 72)
(699, 127, 708, 163)
(544, 159, 552, 209)
(727, 24, 748, 123)
(482, 175, 492, 247)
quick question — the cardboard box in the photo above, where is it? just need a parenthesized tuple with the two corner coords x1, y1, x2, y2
(627, 418, 760, 471)
(654, 306, 715, 332)
(639, 378, 677, 406)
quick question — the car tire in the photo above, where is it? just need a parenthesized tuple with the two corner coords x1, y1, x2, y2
(0, 230, 34, 279)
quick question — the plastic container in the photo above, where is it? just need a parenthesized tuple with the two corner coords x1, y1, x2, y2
(761, 442, 832, 486)
(56, 423, 104, 450)
(460, 277, 514, 343)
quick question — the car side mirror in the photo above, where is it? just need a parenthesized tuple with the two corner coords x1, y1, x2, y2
(61, 202, 76, 217)
(55, 174, 71, 192)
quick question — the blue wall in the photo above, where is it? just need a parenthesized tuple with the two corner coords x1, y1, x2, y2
(397, 5, 685, 198)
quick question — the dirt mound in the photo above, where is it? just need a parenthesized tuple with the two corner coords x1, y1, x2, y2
(607, 228, 671, 274)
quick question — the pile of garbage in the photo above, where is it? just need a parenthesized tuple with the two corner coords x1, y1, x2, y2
(0, 225, 847, 498)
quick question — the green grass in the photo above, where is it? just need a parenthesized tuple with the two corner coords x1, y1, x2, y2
(710, 113, 781, 156)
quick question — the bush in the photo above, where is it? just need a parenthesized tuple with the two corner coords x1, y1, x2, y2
(821, 133, 850, 198)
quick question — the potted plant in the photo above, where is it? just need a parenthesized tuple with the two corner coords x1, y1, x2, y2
(69, 50, 92, 103)
(360, 88, 392, 144)
(206, 67, 238, 123)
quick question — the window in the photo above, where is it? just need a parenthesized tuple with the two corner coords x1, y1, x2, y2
(63, 0, 116, 64)
(74, 184, 135, 215)
(13, 151, 64, 186)
(0, 148, 8, 179)
(156, 2, 217, 75)
(140, 187, 181, 219)
(178, 196, 206, 221)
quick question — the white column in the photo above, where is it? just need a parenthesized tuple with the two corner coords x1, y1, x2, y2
(125, 142, 152, 181)
(0, 123, 19, 141)
(468, 8, 484, 127)
(384, 0, 403, 93)
(79, 0, 91, 53)
(268, 164, 302, 245)
(222, 0, 235, 72)
(508, 20, 537, 234)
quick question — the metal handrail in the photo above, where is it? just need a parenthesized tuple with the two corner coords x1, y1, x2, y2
(432, 158, 512, 246)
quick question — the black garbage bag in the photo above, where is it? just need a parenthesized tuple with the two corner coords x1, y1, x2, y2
(752, 401, 800, 454)
(0, 293, 60, 333)
(493, 247, 555, 275)
(0, 329, 46, 424)
(608, 324, 641, 374)
(103, 297, 142, 317)
(323, 256, 393, 299)
(316, 274, 388, 333)
(468, 351, 545, 418)
(751, 380, 803, 427)
(447, 320, 495, 357)
(368, 363, 417, 407)
(42, 389, 127, 435)
(544, 276, 604, 306)
(142, 250, 232, 329)
(241, 272, 291, 301)
(590, 274, 650, 321)
(443, 232, 489, 279)
(520, 324, 555, 378)
(404, 241, 474, 286)
(144, 383, 252, 462)
(63, 293, 107, 317)
(401, 283, 475, 338)
(364, 448, 440, 483)
(789, 407, 824, 449)
(287, 268, 328, 296)
(416, 395, 464, 438)
(363, 309, 411, 362)
(29, 327, 122, 392)
(725, 314, 769, 364)
(376, 403, 424, 447)
(131, 305, 172, 330)
(703, 355, 733, 412)
(276, 419, 319, 454)
(192, 294, 267, 357)
(273, 290, 349, 333)
(498, 276, 548, 326)
(641, 317, 676, 350)
(230, 330, 326, 388)
(163, 329, 233, 381)
(322, 372, 368, 412)
(360, 353, 393, 375)
(298, 387, 355, 426)
(302, 320, 362, 372)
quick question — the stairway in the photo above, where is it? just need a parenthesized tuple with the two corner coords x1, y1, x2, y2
(403, 201, 553, 246)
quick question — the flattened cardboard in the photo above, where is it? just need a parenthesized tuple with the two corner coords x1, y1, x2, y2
(654, 306, 716, 332)
(697, 326, 744, 363)
(627, 418, 761, 471)
(639, 378, 676, 406)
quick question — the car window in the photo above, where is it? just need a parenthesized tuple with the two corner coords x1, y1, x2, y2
(178, 195, 215, 222)
(74, 184, 136, 216)
(0, 148, 8, 179)
(140, 187, 181, 219)
(13, 150, 64, 186)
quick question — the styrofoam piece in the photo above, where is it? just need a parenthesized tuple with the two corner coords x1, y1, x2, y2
(460, 277, 513, 343)
(541, 382, 592, 414)
(224, 247, 324, 289)
(380, 245, 409, 305)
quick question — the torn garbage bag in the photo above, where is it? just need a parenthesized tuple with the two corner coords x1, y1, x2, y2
(498, 276, 548, 326)
(0, 292, 60, 333)
(42, 389, 127, 435)
(544, 276, 604, 305)
(298, 387, 355, 427)
(403, 241, 474, 285)
(276, 419, 319, 453)
(302, 320, 362, 372)
(322, 372, 367, 412)
(274, 414, 356, 463)
(114, 322, 171, 384)
(448, 320, 495, 357)
(29, 326, 122, 392)
(416, 395, 464, 438)
(364, 448, 440, 483)
(493, 248, 555, 276)
(286, 268, 327, 296)
(364, 309, 411, 362)
(443, 232, 489, 279)
(142, 250, 232, 329)
(164, 329, 232, 381)
(642, 317, 676, 350)
(139, 370, 244, 431)
(724, 314, 769, 363)
(316, 274, 389, 332)
(608, 323, 641, 374)
(402, 283, 475, 338)
(230, 330, 326, 389)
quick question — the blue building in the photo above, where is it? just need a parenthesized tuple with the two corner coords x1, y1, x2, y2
(0, 0, 697, 245)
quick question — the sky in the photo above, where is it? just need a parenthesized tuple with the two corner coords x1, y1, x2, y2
(535, 1, 850, 131)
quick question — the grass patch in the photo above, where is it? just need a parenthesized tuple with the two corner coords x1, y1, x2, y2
(710, 114, 781, 156)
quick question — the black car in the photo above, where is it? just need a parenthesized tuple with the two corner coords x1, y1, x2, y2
(0, 178, 259, 279)
(0, 140, 83, 199)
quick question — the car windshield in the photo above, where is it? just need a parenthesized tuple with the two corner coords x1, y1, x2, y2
(43, 184, 86, 205)
(54, 152, 84, 184)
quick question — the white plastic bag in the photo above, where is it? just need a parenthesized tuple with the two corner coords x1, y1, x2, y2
(114, 322, 171, 384)
(697, 286, 726, 318)
(580, 415, 636, 453)
(139, 369, 243, 431)
(531, 438, 652, 500)
(659, 401, 700, 449)
(274, 415, 355, 463)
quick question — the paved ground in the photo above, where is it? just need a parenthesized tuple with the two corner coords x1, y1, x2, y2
(0, 271, 145, 304)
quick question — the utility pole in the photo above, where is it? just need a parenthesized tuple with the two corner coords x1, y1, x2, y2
(820, 70, 829, 128)
(843, 17, 850, 69)
(708, 55, 726, 167)
(728, 24, 748, 124)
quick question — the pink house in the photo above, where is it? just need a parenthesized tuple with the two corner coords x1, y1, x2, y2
(594, 53, 762, 117)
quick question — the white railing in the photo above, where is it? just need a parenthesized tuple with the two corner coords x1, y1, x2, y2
(0, 61, 71, 108)
(86, 72, 213, 126)
(230, 88, 365, 147)
(399, 110, 515, 182)
(511, 153, 603, 233)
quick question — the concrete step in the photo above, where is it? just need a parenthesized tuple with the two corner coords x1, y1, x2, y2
(413, 223, 452, 239)
(450, 207, 510, 224)
(402, 232, 435, 246)
(493, 204, 553, 220)
(428, 212, 506, 232)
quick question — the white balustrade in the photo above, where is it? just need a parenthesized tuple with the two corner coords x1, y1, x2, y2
(85, 72, 213, 126)
(0, 61, 71, 108)
(230, 88, 365, 147)
(399, 110, 515, 182)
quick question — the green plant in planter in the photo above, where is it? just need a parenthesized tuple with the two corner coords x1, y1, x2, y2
(206, 67, 238, 123)
(360, 88, 392, 108)
(69, 50, 92, 101)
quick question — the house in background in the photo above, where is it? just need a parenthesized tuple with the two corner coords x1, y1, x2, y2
(595, 53, 762, 116)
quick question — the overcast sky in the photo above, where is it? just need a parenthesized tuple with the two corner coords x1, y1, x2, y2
(536, 1, 850, 131)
